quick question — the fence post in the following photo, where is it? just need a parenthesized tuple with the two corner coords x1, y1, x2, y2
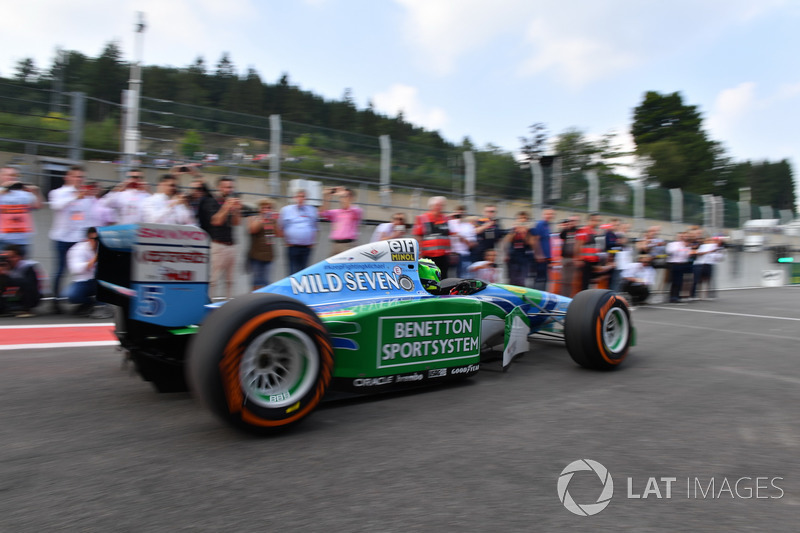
(738, 187, 751, 228)
(714, 196, 724, 231)
(531, 160, 543, 219)
(632, 180, 644, 230)
(379, 134, 391, 207)
(702, 194, 713, 229)
(269, 114, 281, 197)
(411, 188, 422, 213)
(585, 170, 598, 212)
(670, 188, 683, 225)
(69, 92, 85, 162)
(463, 150, 475, 214)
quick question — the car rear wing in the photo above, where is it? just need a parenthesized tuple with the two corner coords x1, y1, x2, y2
(97, 223, 211, 328)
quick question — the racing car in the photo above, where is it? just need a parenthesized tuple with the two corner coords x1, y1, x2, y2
(96, 223, 634, 433)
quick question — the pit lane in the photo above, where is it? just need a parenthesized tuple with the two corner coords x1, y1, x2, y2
(1, 286, 799, 531)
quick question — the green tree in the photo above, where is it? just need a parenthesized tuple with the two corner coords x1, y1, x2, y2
(210, 53, 236, 108)
(84, 117, 120, 158)
(14, 58, 38, 83)
(288, 133, 317, 159)
(518, 122, 548, 166)
(474, 144, 527, 198)
(181, 129, 202, 158)
(239, 68, 264, 116)
(86, 42, 128, 121)
(631, 91, 721, 194)
(729, 160, 797, 215)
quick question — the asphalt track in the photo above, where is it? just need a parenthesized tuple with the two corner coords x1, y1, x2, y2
(2, 287, 800, 532)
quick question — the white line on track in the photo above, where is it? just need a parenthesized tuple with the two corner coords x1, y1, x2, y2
(635, 319, 800, 342)
(0, 323, 115, 330)
(646, 306, 800, 322)
(0, 340, 119, 351)
(716, 366, 800, 386)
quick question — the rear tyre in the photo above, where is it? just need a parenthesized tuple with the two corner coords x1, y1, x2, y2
(187, 293, 334, 433)
(565, 289, 632, 370)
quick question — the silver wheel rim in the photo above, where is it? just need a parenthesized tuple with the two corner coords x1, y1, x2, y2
(240, 328, 319, 408)
(602, 307, 629, 355)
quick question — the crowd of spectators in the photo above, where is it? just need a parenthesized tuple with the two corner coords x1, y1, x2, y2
(0, 163, 728, 317)
(409, 196, 727, 307)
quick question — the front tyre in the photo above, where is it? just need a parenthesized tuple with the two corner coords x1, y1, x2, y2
(187, 293, 334, 433)
(565, 289, 632, 370)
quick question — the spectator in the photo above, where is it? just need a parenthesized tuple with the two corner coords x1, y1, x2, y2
(467, 248, 501, 284)
(637, 225, 667, 301)
(104, 168, 150, 224)
(575, 213, 603, 291)
(686, 226, 705, 300)
(665, 232, 692, 303)
(619, 254, 656, 306)
(48, 165, 94, 314)
(0, 244, 42, 317)
(604, 218, 623, 291)
(371, 212, 408, 241)
(142, 174, 195, 225)
(413, 196, 452, 278)
(448, 205, 476, 277)
(530, 207, 555, 291)
(473, 204, 505, 263)
(692, 235, 721, 300)
(320, 186, 362, 256)
(90, 186, 118, 227)
(1, 166, 43, 256)
(503, 211, 535, 287)
(197, 177, 242, 299)
(279, 189, 318, 275)
(189, 179, 215, 227)
(247, 198, 282, 290)
(170, 163, 202, 182)
(66, 227, 101, 316)
(705, 238, 726, 299)
(558, 215, 580, 297)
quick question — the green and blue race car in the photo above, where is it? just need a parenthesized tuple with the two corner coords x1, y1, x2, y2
(97, 223, 634, 433)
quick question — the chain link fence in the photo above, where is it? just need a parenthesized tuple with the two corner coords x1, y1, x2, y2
(0, 81, 787, 231)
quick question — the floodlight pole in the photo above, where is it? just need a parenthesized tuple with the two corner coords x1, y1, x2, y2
(123, 12, 146, 176)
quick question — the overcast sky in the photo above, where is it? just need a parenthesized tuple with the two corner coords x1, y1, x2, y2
(2, 0, 800, 206)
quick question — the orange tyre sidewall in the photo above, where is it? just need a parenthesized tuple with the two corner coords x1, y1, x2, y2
(218, 309, 334, 427)
(594, 295, 629, 366)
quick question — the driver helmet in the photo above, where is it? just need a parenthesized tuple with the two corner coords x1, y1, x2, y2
(418, 258, 441, 294)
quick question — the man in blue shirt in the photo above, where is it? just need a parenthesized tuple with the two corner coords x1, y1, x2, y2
(279, 189, 318, 275)
(530, 208, 555, 291)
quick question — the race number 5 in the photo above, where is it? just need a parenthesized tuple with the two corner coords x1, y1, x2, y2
(138, 285, 165, 317)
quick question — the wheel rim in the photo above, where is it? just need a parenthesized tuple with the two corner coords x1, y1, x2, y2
(602, 307, 629, 356)
(240, 328, 319, 408)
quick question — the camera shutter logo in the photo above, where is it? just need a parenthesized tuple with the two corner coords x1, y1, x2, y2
(557, 459, 614, 516)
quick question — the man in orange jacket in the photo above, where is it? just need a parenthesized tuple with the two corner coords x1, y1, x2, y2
(413, 196, 452, 279)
